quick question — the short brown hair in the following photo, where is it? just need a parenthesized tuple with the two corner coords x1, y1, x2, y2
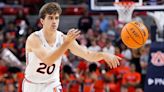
(39, 2, 62, 19)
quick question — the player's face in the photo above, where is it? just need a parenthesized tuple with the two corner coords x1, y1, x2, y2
(41, 13, 60, 31)
(130, 64, 136, 72)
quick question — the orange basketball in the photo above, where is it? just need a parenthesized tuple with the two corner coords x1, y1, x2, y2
(121, 21, 149, 49)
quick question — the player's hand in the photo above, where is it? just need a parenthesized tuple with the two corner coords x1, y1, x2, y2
(103, 53, 122, 69)
(65, 28, 80, 43)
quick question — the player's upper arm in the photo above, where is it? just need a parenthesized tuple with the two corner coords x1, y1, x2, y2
(26, 33, 50, 62)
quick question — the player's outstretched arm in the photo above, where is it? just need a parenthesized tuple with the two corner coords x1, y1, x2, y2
(69, 41, 121, 68)
(26, 29, 80, 65)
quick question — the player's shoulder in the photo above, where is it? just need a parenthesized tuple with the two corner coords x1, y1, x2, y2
(27, 31, 40, 41)
(26, 31, 41, 46)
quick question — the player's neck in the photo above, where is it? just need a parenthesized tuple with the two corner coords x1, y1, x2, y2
(43, 29, 56, 44)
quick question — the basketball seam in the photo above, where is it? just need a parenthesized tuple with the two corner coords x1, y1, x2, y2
(126, 28, 142, 45)
(130, 23, 144, 44)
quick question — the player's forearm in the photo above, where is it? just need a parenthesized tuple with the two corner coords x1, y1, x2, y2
(43, 41, 71, 65)
(83, 51, 104, 62)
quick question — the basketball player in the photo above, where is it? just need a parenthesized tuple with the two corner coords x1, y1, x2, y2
(22, 2, 121, 92)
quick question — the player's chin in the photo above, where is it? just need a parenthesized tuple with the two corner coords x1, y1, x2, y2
(51, 27, 57, 31)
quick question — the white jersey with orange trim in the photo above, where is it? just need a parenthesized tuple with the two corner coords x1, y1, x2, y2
(24, 29, 64, 86)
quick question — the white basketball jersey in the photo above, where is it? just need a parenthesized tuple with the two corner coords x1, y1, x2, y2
(25, 29, 64, 86)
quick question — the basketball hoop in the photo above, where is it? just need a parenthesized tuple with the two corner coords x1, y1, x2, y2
(114, 1, 136, 23)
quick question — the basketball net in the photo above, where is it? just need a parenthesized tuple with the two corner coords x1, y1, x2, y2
(114, 2, 136, 23)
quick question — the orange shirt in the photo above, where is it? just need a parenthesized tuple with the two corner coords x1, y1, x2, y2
(94, 80, 105, 92)
(115, 66, 130, 84)
(68, 75, 80, 92)
(110, 66, 130, 91)
(61, 79, 69, 92)
(68, 81, 80, 92)
(105, 72, 120, 92)
(108, 82, 119, 92)
(77, 60, 87, 71)
(83, 77, 94, 92)
(92, 69, 105, 92)
(115, 66, 130, 76)
(122, 72, 141, 92)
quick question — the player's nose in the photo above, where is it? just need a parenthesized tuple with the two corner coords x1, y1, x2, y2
(52, 19, 57, 23)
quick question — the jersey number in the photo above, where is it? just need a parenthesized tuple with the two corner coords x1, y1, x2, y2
(36, 63, 55, 74)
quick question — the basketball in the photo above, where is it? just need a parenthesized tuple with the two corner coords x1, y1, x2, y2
(121, 21, 149, 49)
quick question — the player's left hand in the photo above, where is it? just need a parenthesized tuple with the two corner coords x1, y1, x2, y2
(103, 53, 122, 69)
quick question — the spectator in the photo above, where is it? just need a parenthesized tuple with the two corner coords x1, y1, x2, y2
(114, 55, 130, 92)
(98, 13, 109, 32)
(121, 43, 132, 61)
(93, 19, 102, 33)
(150, 20, 157, 42)
(5, 21, 17, 33)
(140, 44, 150, 88)
(83, 72, 95, 92)
(105, 74, 119, 92)
(131, 49, 142, 73)
(78, 9, 93, 33)
(3, 32, 17, 54)
(88, 39, 101, 52)
(3, 74, 16, 92)
(97, 32, 108, 48)
(122, 63, 141, 92)
(0, 10, 5, 30)
(14, 10, 29, 27)
(14, 10, 29, 36)
(103, 40, 115, 54)
(85, 28, 96, 43)
(77, 33, 88, 48)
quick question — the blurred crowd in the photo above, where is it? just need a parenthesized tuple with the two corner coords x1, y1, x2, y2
(59, 12, 151, 92)
(0, 0, 163, 92)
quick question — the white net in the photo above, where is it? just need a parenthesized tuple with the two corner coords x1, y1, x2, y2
(114, 2, 136, 23)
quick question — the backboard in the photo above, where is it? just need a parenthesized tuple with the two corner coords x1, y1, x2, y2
(90, 0, 164, 11)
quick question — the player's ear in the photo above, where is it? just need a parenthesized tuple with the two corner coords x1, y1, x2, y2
(40, 18, 44, 25)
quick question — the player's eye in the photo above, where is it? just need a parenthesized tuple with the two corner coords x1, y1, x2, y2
(55, 17, 59, 20)
(48, 16, 53, 20)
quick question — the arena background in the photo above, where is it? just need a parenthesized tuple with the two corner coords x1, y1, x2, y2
(0, 0, 163, 92)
